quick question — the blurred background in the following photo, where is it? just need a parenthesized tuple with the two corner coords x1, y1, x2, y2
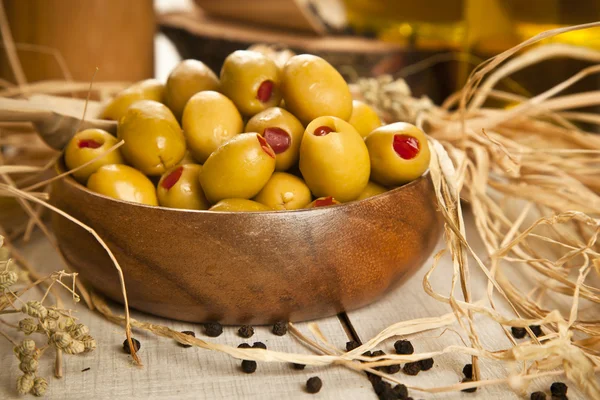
(1, 0, 599, 105)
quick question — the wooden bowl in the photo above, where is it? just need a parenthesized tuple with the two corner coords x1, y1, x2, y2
(50, 164, 442, 324)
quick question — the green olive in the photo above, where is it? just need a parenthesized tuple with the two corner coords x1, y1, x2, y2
(200, 133, 276, 203)
(220, 50, 282, 117)
(355, 181, 388, 201)
(209, 198, 272, 212)
(281, 54, 352, 125)
(176, 151, 197, 166)
(101, 79, 165, 121)
(87, 164, 157, 206)
(253, 172, 312, 210)
(245, 107, 303, 171)
(365, 122, 430, 186)
(64, 129, 124, 183)
(299, 116, 370, 202)
(182, 91, 243, 163)
(305, 196, 340, 208)
(165, 59, 220, 120)
(117, 100, 186, 176)
(157, 164, 209, 210)
(348, 100, 382, 138)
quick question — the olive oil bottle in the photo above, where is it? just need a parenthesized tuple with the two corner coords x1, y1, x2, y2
(343, 0, 600, 101)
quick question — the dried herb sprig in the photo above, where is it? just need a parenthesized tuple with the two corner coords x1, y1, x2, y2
(0, 237, 96, 397)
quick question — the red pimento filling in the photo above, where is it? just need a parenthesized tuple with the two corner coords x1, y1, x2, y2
(262, 127, 291, 154)
(314, 197, 335, 207)
(78, 139, 103, 149)
(161, 166, 184, 189)
(256, 80, 274, 103)
(257, 135, 275, 159)
(393, 134, 420, 160)
(314, 126, 334, 136)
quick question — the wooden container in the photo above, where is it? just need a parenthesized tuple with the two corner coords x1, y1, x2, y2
(0, 0, 155, 83)
(51, 165, 442, 324)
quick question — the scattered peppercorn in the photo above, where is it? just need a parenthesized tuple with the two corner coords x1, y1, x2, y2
(371, 350, 386, 358)
(393, 383, 408, 399)
(394, 340, 414, 355)
(385, 364, 401, 374)
(292, 363, 306, 370)
(238, 325, 254, 338)
(377, 388, 396, 400)
(461, 378, 477, 393)
(511, 327, 527, 339)
(346, 340, 360, 351)
(550, 382, 568, 397)
(530, 392, 547, 400)
(419, 358, 434, 371)
(373, 380, 391, 395)
(179, 330, 195, 348)
(122, 338, 141, 354)
(402, 361, 421, 376)
(362, 351, 373, 357)
(204, 322, 223, 337)
(366, 372, 382, 385)
(241, 360, 257, 373)
(530, 325, 543, 337)
(272, 321, 288, 336)
(463, 363, 473, 379)
(306, 377, 322, 394)
(238, 343, 251, 349)
(253, 342, 267, 349)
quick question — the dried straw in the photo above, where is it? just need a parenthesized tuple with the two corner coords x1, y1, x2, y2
(1, 21, 600, 398)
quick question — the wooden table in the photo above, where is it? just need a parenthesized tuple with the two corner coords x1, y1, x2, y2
(0, 212, 591, 399)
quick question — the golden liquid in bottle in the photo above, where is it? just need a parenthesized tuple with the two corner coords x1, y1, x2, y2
(343, 0, 600, 107)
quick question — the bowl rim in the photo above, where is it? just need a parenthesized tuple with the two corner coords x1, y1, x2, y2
(56, 160, 431, 215)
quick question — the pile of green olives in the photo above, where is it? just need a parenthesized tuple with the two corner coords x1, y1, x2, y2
(65, 50, 431, 212)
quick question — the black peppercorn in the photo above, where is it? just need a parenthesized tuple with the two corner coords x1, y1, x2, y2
(252, 342, 267, 349)
(272, 321, 288, 336)
(366, 372, 382, 385)
(292, 363, 306, 370)
(402, 361, 421, 376)
(346, 340, 360, 351)
(306, 376, 322, 394)
(204, 322, 223, 337)
(394, 340, 414, 355)
(384, 364, 401, 374)
(550, 382, 568, 396)
(370, 350, 386, 371)
(530, 325, 543, 337)
(362, 351, 373, 357)
(393, 383, 409, 399)
(461, 378, 477, 393)
(179, 331, 195, 348)
(238, 343, 251, 349)
(373, 380, 391, 395)
(530, 392, 547, 400)
(122, 338, 141, 354)
(511, 327, 527, 339)
(463, 363, 473, 379)
(238, 325, 254, 338)
(419, 358, 434, 371)
(377, 388, 396, 400)
(371, 350, 386, 358)
(241, 360, 257, 373)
